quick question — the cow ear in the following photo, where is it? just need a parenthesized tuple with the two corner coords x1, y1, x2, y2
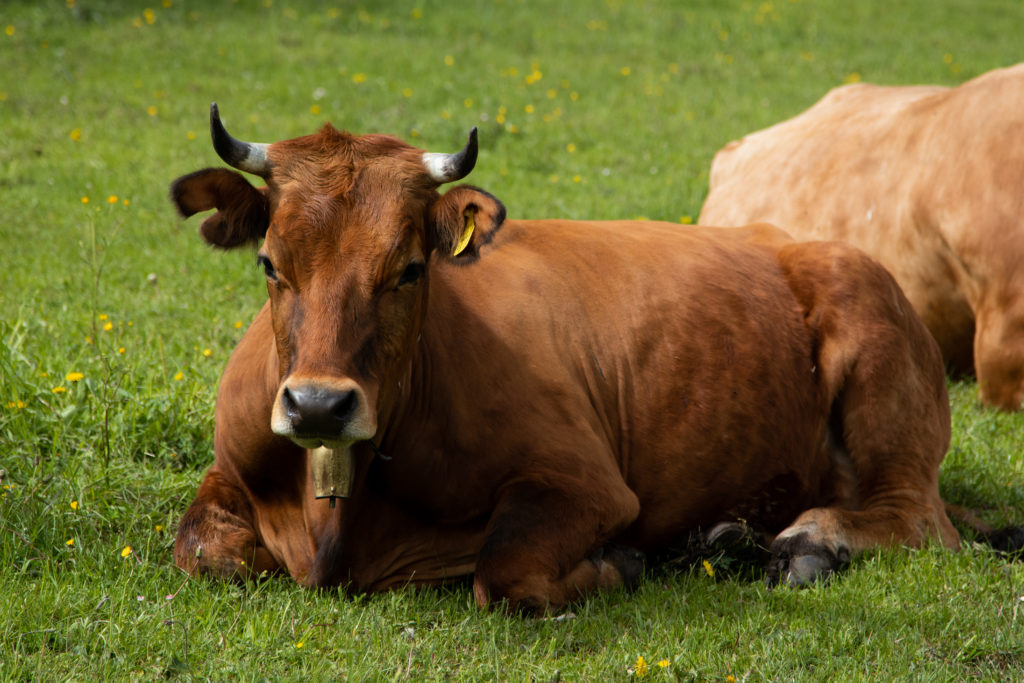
(428, 185, 506, 260)
(170, 168, 270, 249)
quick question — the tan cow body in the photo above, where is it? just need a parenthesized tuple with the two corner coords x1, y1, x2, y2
(170, 107, 1007, 613)
(700, 63, 1024, 410)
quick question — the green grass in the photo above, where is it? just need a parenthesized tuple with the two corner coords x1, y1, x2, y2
(2, 0, 1024, 679)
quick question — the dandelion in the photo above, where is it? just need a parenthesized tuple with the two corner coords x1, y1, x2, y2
(107, 195, 118, 204)
(411, 8, 422, 18)
(103, 322, 113, 331)
(310, 104, 321, 115)
(147, 105, 158, 116)
(658, 660, 669, 669)
(66, 371, 84, 383)
(702, 559, 715, 577)
(524, 104, 535, 114)
(52, 386, 67, 394)
(620, 66, 631, 76)
(121, 545, 132, 558)
(444, 55, 454, 66)
(70, 128, 82, 141)
(85, 336, 93, 345)
(71, 500, 79, 510)
(123, 199, 131, 206)
(173, 371, 183, 381)
(296, 641, 304, 649)
(634, 655, 648, 677)
(726, 676, 736, 683)
(573, 175, 581, 183)
(202, 348, 212, 357)
(162, 0, 172, 6)
(546, 88, 557, 99)
(81, 196, 89, 204)
(844, 72, 861, 84)
(155, 524, 164, 532)
(234, 321, 243, 329)
(66, 539, 75, 546)
(352, 73, 367, 84)
(680, 215, 693, 224)
(569, 91, 579, 102)
(6, 400, 26, 409)
(943, 53, 954, 64)
(144, 8, 156, 24)
(99, 313, 108, 321)
(118, 347, 126, 354)
(402, 87, 413, 98)
(463, 98, 473, 108)
(5, 26, 14, 36)
(566, 143, 576, 153)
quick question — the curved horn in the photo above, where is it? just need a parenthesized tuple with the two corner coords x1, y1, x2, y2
(209, 102, 271, 177)
(422, 127, 478, 184)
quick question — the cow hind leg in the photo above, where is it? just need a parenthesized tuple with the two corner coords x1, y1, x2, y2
(472, 480, 641, 615)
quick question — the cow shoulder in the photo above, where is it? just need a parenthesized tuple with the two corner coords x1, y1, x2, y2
(170, 168, 270, 249)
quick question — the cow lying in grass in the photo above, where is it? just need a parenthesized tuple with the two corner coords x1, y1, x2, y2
(170, 105, 1021, 614)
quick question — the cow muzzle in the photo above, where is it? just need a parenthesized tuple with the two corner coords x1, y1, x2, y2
(271, 377, 376, 449)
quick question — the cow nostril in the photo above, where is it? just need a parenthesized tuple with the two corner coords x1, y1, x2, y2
(281, 385, 299, 419)
(331, 390, 358, 423)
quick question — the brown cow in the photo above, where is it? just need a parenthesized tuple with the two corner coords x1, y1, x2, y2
(170, 105, 1015, 614)
(699, 63, 1024, 411)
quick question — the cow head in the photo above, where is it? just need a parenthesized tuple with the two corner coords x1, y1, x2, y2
(171, 104, 503, 453)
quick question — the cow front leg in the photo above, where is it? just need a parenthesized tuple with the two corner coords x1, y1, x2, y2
(472, 481, 642, 615)
(174, 468, 280, 580)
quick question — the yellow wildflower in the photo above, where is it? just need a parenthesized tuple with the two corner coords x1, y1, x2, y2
(620, 66, 631, 76)
(234, 321, 243, 329)
(52, 386, 67, 394)
(702, 559, 715, 577)
(107, 195, 118, 204)
(66, 539, 75, 546)
(296, 641, 304, 649)
(187, 130, 196, 140)
(144, 8, 155, 24)
(173, 371, 183, 381)
(118, 347, 126, 354)
(147, 105, 158, 116)
(844, 72, 861, 84)
(634, 655, 647, 677)
(352, 73, 366, 84)
(310, 104, 321, 115)
(70, 128, 82, 141)
(121, 545, 132, 558)
(680, 215, 693, 224)
(71, 500, 79, 510)
(81, 197, 89, 204)
(65, 371, 84, 382)
(202, 348, 212, 357)
(103, 322, 113, 331)
(444, 55, 454, 66)
(566, 143, 576, 153)
(658, 660, 669, 669)
(5, 26, 14, 37)
(155, 524, 164, 532)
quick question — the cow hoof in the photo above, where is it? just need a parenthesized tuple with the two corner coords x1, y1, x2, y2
(599, 544, 646, 589)
(766, 534, 849, 588)
(985, 526, 1024, 555)
(706, 521, 750, 547)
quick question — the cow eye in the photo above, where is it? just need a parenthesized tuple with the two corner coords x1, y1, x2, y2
(256, 254, 277, 281)
(397, 262, 425, 287)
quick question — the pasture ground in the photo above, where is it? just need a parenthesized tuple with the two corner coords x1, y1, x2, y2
(2, 1, 1023, 679)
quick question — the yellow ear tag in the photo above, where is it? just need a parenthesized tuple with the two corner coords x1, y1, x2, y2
(454, 210, 475, 256)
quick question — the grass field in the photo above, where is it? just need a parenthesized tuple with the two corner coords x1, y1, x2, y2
(2, 0, 1024, 679)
